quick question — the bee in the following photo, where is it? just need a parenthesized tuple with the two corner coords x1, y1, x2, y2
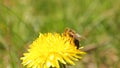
(63, 28, 82, 49)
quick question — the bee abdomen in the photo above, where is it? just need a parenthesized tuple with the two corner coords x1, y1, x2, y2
(74, 39, 79, 49)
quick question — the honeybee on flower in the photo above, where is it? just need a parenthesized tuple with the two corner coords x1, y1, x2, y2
(20, 28, 85, 68)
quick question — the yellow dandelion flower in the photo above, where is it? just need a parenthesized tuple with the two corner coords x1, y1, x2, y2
(21, 33, 85, 68)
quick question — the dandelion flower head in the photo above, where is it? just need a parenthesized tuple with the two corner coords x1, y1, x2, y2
(21, 32, 85, 68)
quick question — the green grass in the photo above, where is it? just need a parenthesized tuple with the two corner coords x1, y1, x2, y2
(0, 0, 120, 68)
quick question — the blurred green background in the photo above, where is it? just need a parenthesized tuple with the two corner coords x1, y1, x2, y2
(0, 0, 120, 68)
